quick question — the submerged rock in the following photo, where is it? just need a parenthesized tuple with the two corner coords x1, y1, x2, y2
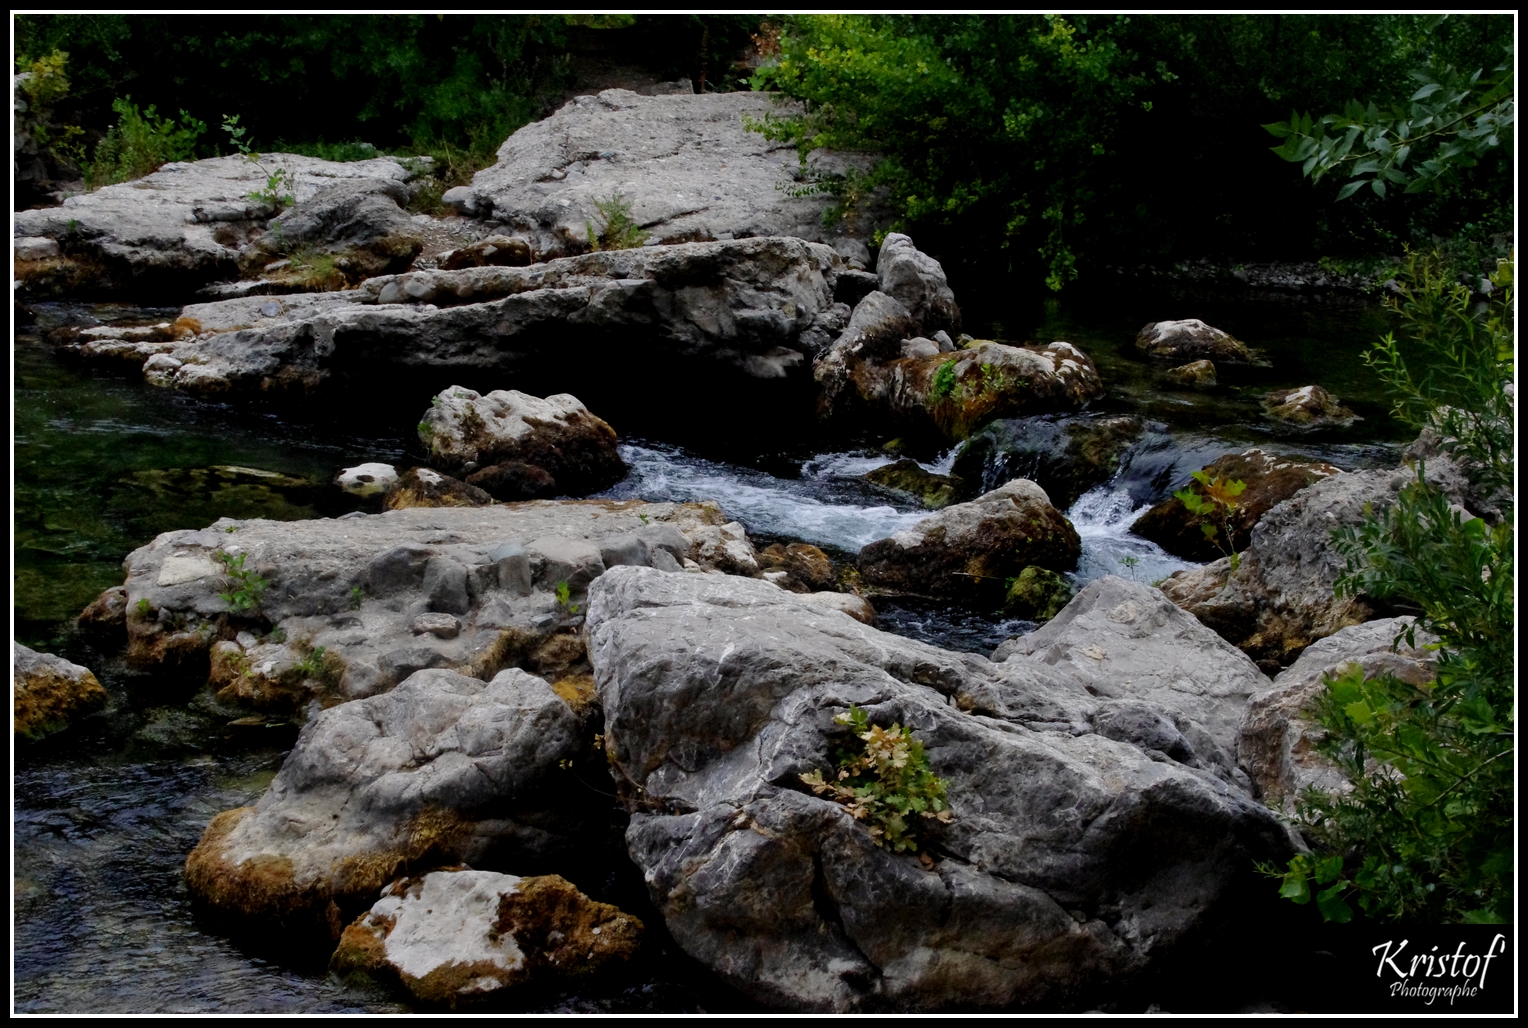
(419, 386, 626, 495)
(1135, 319, 1256, 364)
(1128, 449, 1342, 563)
(440, 89, 884, 257)
(857, 480, 1080, 605)
(1262, 384, 1359, 429)
(332, 870, 643, 1006)
(1001, 565, 1074, 622)
(587, 567, 1291, 1012)
(13, 154, 426, 300)
(14, 642, 108, 741)
(1239, 617, 1436, 812)
(1163, 359, 1217, 388)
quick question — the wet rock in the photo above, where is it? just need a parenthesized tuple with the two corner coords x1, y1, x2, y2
(117, 500, 746, 708)
(1239, 617, 1437, 812)
(1002, 565, 1074, 622)
(1262, 384, 1359, 429)
(14, 642, 108, 741)
(875, 232, 961, 337)
(185, 667, 597, 940)
(465, 461, 559, 501)
(77, 585, 130, 647)
(686, 521, 761, 577)
(858, 480, 1080, 605)
(337, 463, 399, 498)
(419, 387, 625, 495)
(439, 234, 533, 271)
(862, 458, 963, 509)
(1158, 462, 1467, 668)
(13, 154, 426, 301)
(1129, 449, 1342, 562)
(952, 414, 1143, 509)
(1164, 359, 1216, 388)
(755, 542, 837, 592)
(331, 870, 642, 1006)
(385, 467, 493, 510)
(1135, 319, 1256, 364)
(587, 567, 1291, 1012)
(440, 89, 886, 256)
(63, 236, 841, 395)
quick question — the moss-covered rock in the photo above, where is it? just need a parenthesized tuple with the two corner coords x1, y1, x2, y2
(1261, 384, 1359, 429)
(13, 643, 108, 741)
(862, 458, 964, 509)
(1163, 359, 1217, 388)
(384, 467, 493, 510)
(1002, 566, 1075, 622)
(1136, 319, 1257, 363)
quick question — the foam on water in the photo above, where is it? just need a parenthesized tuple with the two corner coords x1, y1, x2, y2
(1067, 484, 1200, 585)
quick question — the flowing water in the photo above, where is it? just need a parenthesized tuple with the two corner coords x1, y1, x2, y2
(12, 280, 1415, 1011)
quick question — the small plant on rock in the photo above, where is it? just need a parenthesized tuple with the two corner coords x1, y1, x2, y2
(801, 705, 953, 855)
(216, 550, 268, 616)
(555, 580, 581, 615)
(586, 193, 649, 251)
(929, 358, 959, 401)
(223, 114, 294, 209)
(1175, 471, 1248, 569)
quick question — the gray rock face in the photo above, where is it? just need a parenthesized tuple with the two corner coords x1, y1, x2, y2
(441, 89, 883, 257)
(1158, 463, 1464, 668)
(1239, 617, 1436, 811)
(587, 567, 1292, 1012)
(418, 386, 626, 495)
(58, 236, 843, 395)
(13, 154, 425, 298)
(117, 500, 755, 710)
(858, 480, 1081, 605)
(875, 232, 961, 337)
(184, 667, 595, 933)
(1135, 319, 1256, 364)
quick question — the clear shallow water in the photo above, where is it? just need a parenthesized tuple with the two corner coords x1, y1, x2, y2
(13, 286, 1415, 1012)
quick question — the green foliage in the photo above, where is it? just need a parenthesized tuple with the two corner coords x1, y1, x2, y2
(800, 705, 953, 854)
(17, 49, 73, 107)
(349, 585, 364, 611)
(135, 597, 152, 616)
(1269, 253, 1513, 924)
(216, 550, 269, 616)
(929, 359, 959, 400)
(585, 194, 650, 251)
(86, 97, 205, 189)
(1174, 472, 1247, 569)
(1265, 41, 1514, 201)
(555, 580, 581, 615)
(222, 114, 294, 209)
(292, 646, 328, 678)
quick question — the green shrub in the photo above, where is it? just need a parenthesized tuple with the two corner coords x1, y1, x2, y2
(86, 96, 205, 188)
(216, 550, 269, 616)
(1267, 251, 1513, 923)
(801, 705, 953, 854)
(585, 193, 650, 251)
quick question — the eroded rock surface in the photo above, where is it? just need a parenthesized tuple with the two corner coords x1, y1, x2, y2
(441, 89, 883, 256)
(858, 480, 1080, 605)
(332, 870, 642, 1006)
(14, 154, 425, 299)
(55, 236, 844, 395)
(587, 568, 1291, 1012)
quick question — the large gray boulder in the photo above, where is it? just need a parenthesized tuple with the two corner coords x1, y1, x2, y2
(13, 154, 426, 299)
(1135, 319, 1257, 364)
(113, 500, 753, 712)
(587, 567, 1293, 1012)
(858, 479, 1080, 605)
(184, 667, 597, 937)
(54, 236, 845, 396)
(441, 89, 884, 258)
(1238, 617, 1436, 812)
(875, 232, 960, 337)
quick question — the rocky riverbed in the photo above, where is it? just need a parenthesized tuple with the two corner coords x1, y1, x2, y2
(15, 86, 1446, 1014)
